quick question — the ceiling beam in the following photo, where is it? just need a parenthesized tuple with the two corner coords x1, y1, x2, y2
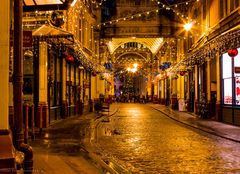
(23, 4, 68, 12)
(23, 0, 74, 12)
(32, 0, 37, 6)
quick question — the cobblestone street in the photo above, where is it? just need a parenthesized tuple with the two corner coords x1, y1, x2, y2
(29, 113, 103, 174)
(96, 103, 240, 174)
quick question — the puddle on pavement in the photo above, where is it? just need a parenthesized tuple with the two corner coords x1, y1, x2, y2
(96, 117, 122, 138)
(98, 123, 113, 136)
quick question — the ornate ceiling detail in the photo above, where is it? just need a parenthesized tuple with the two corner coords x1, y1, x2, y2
(107, 37, 164, 55)
(114, 53, 147, 68)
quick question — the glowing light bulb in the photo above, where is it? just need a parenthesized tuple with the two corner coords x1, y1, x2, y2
(184, 22, 193, 31)
(132, 68, 136, 73)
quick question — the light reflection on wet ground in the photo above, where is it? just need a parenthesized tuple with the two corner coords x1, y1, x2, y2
(96, 104, 240, 173)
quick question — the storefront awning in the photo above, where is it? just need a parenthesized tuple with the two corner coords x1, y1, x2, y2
(32, 24, 74, 43)
(33, 24, 72, 37)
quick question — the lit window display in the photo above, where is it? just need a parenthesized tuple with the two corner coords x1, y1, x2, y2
(236, 76, 240, 105)
(223, 78, 232, 104)
(222, 48, 240, 105)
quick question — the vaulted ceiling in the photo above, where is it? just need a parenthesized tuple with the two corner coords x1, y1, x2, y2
(107, 38, 164, 55)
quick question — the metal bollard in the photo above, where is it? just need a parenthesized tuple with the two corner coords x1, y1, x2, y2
(31, 104, 35, 140)
(39, 104, 43, 134)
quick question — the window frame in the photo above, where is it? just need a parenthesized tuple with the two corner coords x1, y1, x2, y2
(221, 48, 240, 106)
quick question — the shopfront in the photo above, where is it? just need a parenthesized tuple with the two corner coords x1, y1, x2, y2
(65, 62, 82, 116)
(187, 71, 195, 112)
(221, 48, 240, 125)
(47, 45, 63, 121)
(32, 24, 74, 126)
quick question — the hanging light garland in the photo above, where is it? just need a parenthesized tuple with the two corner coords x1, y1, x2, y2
(170, 28, 240, 74)
(68, 38, 105, 73)
(67, 0, 203, 76)
(95, 0, 200, 28)
(66, 0, 202, 75)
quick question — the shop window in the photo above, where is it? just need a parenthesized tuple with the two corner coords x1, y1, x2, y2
(198, 63, 207, 101)
(230, 0, 234, 11)
(23, 77, 33, 95)
(230, 0, 240, 11)
(135, 0, 140, 5)
(219, 0, 228, 18)
(222, 48, 240, 105)
(235, 77, 240, 105)
(66, 64, 78, 105)
(49, 84, 55, 106)
(48, 50, 62, 107)
(23, 50, 33, 96)
(235, 0, 239, 8)
(56, 82, 61, 106)
(223, 78, 232, 104)
(23, 50, 33, 75)
(71, 86, 76, 104)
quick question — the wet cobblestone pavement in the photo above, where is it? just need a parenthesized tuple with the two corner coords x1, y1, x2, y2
(96, 103, 240, 174)
(29, 114, 103, 174)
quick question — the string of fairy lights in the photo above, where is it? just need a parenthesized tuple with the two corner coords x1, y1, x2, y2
(23, 0, 201, 32)
(23, 0, 202, 38)
(67, 0, 202, 33)
(26, 0, 236, 80)
(95, 0, 200, 28)
(168, 28, 240, 75)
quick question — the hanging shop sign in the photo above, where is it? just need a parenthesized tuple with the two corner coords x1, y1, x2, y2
(235, 67, 240, 74)
(10, 30, 32, 47)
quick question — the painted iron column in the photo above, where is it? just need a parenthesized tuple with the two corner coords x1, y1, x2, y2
(216, 53, 221, 120)
(194, 65, 199, 113)
(13, 0, 33, 172)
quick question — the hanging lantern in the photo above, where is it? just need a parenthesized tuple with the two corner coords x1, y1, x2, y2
(50, 11, 65, 27)
(65, 55, 74, 62)
(92, 72, 97, 76)
(179, 71, 186, 76)
(228, 48, 238, 58)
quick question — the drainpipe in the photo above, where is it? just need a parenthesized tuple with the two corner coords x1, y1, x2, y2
(13, 0, 33, 173)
